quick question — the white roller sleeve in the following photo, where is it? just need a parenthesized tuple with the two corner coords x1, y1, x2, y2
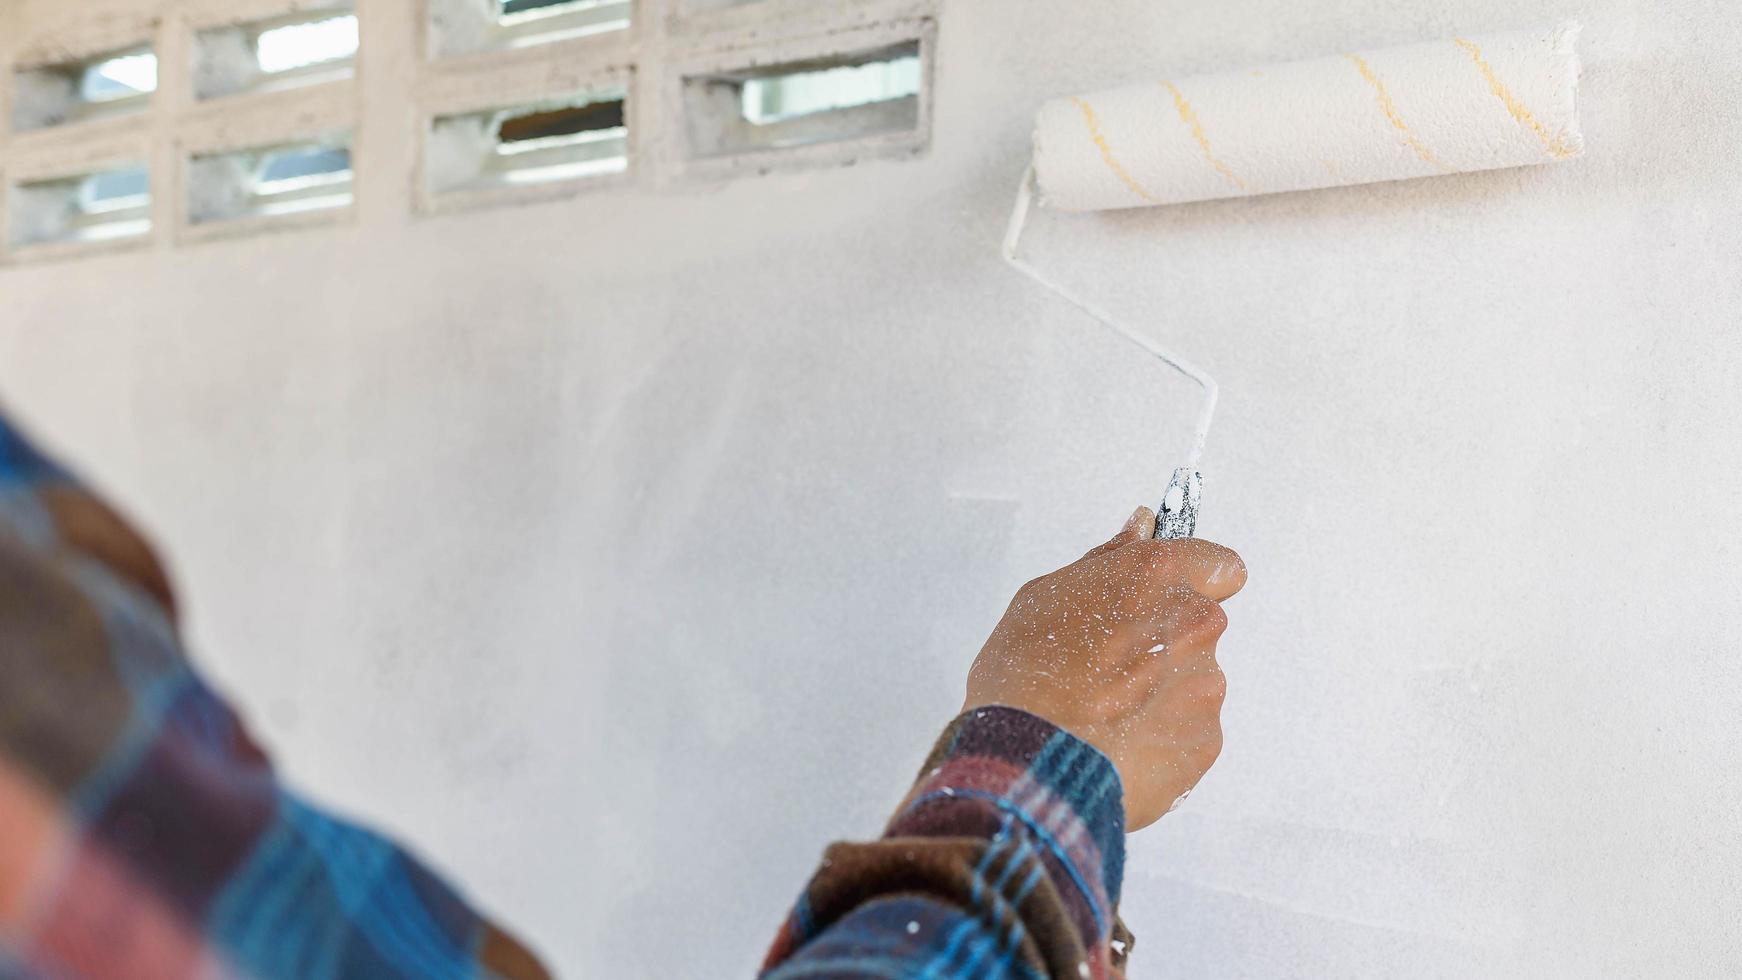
(1032, 23, 1583, 211)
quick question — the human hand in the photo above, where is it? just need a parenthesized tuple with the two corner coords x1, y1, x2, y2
(964, 507, 1246, 830)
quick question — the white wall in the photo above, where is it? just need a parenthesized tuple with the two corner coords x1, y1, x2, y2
(3, 0, 1741, 977)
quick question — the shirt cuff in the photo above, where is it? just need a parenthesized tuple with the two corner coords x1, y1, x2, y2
(888, 705, 1127, 940)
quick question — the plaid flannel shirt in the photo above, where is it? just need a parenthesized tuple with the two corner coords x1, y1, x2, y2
(0, 413, 548, 979)
(0, 408, 1131, 978)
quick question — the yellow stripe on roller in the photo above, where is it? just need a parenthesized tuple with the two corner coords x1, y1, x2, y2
(1071, 96, 1161, 204)
(1344, 53, 1451, 171)
(1453, 37, 1578, 160)
(1161, 81, 1246, 191)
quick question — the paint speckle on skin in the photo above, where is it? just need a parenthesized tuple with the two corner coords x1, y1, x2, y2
(1148, 643, 1167, 653)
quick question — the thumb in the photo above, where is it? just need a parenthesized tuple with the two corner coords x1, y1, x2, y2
(1084, 506, 1155, 559)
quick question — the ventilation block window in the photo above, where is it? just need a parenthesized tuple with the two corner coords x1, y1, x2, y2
(8, 165, 153, 251)
(82, 51, 160, 102)
(188, 138, 355, 226)
(428, 90, 627, 196)
(194, 7, 359, 101)
(498, 0, 630, 44)
(429, 0, 629, 59)
(13, 47, 158, 132)
(683, 41, 922, 158)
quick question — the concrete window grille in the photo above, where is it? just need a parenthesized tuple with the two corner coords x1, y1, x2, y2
(2, 0, 938, 251)
(7, 165, 153, 251)
(740, 48, 921, 129)
(194, 6, 360, 101)
(13, 47, 158, 132)
(188, 139, 355, 227)
(428, 90, 627, 196)
(682, 40, 925, 159)
(428, 0, 631, 58)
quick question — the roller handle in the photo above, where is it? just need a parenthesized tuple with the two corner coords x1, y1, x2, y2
(1154, 467, 1202, 540)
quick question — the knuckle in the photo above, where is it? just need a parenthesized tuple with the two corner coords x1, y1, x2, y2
(1185, 595, 1228, 637)
(1152, 552, 1193, 586)
(1126, 540, 1176, 576)
(1162, 592, 1226, 642)
(1203, 601, 1229, 636)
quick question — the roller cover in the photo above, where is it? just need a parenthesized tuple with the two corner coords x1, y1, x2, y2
(1032, 23, 1583, 211)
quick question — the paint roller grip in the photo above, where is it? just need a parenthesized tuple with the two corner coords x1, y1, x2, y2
(964, 506, 1246, 830)
(1155, 468, 1202, 540)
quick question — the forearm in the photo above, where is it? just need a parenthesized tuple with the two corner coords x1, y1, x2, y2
(762, 706, 1133, 979)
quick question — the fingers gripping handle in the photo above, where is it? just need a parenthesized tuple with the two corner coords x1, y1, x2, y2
(1155, 468, 1202, 540)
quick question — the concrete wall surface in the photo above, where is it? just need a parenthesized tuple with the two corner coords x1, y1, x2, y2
(1, 0, 1739, 975)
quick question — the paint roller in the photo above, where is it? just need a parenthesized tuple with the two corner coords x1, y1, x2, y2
(1002, 22, 1583, 538)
